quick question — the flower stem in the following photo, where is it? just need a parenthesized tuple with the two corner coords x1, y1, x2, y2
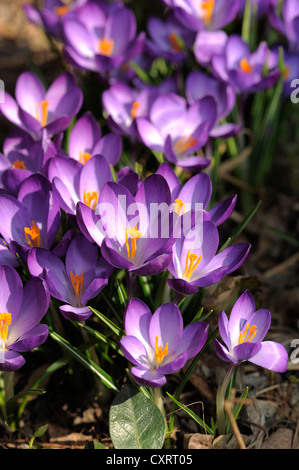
(216, 363, 237, 435)
(153, 387, 166, 421)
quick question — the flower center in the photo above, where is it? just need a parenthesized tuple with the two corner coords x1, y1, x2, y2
(238, 323, 258, 345)
(79, 152, 92, 165)
(12, 159, 26, 169)
(125, 224, 142, 261)
(35, 100, 49, 127)
(0, 312, 11, 350)
(168, 32, 182, 52)
(98, 36, 114, 56)
(70, 270, 84, 300)
(130, 101, 141, 120)
(24, 220, 41, 248)
(183, 249, 202, 280)
(54, 5, 69, 16)
(155, 336, 169, 366)
(173, 135, 197, 155)
(200, 0, 215, 25)
(240, 58, 253, 74)
(174, 198, 185, 216)
(83, 190, 99, 210)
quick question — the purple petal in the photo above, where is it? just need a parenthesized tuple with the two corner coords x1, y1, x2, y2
(149, 303, 183, 356)
(15, 72, 45, 118)
(178, 173, 212, 210)
(0, 92, 23, 128)
(0, 265, 23, 318)
(249, 341, 289, 373)
(158, 352, 188, 374)
(218, 310, 230, 349)
(229, 289, 256, 345)
(93, 133, 122, 166)
(76, 202, 105, 246)
(124, 298, 152, 345)
(9, 324, 49, 353)
(209, 195, 237, 226)
(65, 234, 98, 285)
(131, 253, 172, 276)
(120, 335, 150, 368)
(130, 366, 167, 388)
(176, 321, 209, 360)
(0, 350, 25, 372)
(79, 154, 112, 202)
(214, 338, 236, 363)
(156, 162, 181, 200)
(233, 342, 262, 361)
(59, 304, 92, 322)
(167, 277, 198, 295)
(68, 112, 102, 161)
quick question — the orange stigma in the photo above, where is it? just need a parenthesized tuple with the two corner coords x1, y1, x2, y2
(54, 5, 69, 16)
(155, 336, 169, 366)
(24, 220, 41, 248)
(240, 58, 253, 74)
(12, 160, 26, 169)
(35, 100, 49, 127)
(168, 32, 182, 52)
(130, 101, 141, 120)
(0, 312, 11, 346)
(83, 190, 99, 210)
(238, 323, 258, 345)
(183, 249, 202, 280)
(201, 0, 215, 25)
(70, 270, 84, 299)
(79, 152, 92, 165)
(125, 224, 142, 261)
(174, 198, 185, 216)
(98, 36, 114, 56)
(283, 66, 290, 80)
(174, 135, 197, 155)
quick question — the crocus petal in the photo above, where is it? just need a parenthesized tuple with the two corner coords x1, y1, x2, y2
(214, 338, 236, 363)
(149, 303, 183, 356)
(65, 234, 98, 287)
(81, 275, 110, 305)
(245, 308, 272, 343)
(209, 195, 237, 226)
(120, 335, 150, 368)
(15, 72, 45, 118)
(0, 92, 23, 128)
(158, 352, 188, 374)
(167, 277, 199, 295)
(233, 341, 262, 361)
(178, 173, 212, 211)
(131, 253, 172, 276)
(249, 341, 289, 373)
(68, 112, 101, 161)
(0, 265, 23, 319)
(175, 321, 209, 360)
(93, 133, 122, 166)
(135, 117, 164, 151)
(76, 201, 105, 246)
(9, 324, 49, 353)
(0, 350, 25, 372)
(218, 310, 230, 349)
(229, 289, 256, 345)
(124, 298, 152, 345)
(59, 305, 92, 322)
(130, 366, 167, 388)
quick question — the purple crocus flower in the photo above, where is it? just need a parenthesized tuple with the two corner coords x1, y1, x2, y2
(193, 30, 228, 67)
(269, 0, 299, 50)
(0, 173, 61, 263)
(78, 174, 175, 276)
(120, 298, 209, 387)
(67, 112, 122, 166)
(24, 0, 88, 39)
(186, 70, 241, 138)
(136, 93, 217, 171)
(48, 154, 112, 221)
(214, 290, 288, 372)
(62, 1, 145, 74)
(0, 239, 19, 267)
(167, 209, 250, 295)
(0, 71, 83, 141)
(211, 35, 280, 93)
(0, 265, 50, 371)
(163, 0, 241, 32)
(27, 233, 113, 321)
(156, 162, 237, 227)
(146, 12, 195, 63)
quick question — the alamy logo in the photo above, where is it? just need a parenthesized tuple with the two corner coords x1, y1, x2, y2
(290, 79, 299, 104)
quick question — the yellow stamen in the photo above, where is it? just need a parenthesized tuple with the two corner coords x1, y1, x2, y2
(35, 100, 49, 127)
(79, 152, 92, 165)
(174, 135, 197, 155)
(168, 32, 182, 52)
(130, 101, 140, 120)
(54, 5, 69, 16)
(70, 270, 84, 299)
(0, 312, 11, 345)
(12, 160, 26, 169)
(240, 58, 253, 74)
(201, 0, 215, 25)
(183, 249, 202, 280)
(155, 336, 169, 366)
(24, 220, 41, 248)
(83, 190, 99, 210)
(98, 36, 114, 56)
(174, 198, 185, 216)
(238, 323, 258, 345)
(125, 224, 142, 261)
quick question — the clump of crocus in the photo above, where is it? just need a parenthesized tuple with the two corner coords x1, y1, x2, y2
(0, 265, 50, 371)
(120, 298, 209, 387)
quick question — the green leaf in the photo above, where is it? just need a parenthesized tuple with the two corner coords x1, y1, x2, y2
(84, 440, 108, 449)
(89, 306, 123, 338)
(49, 331, 119, 392)
(167, 392, 214, 435)
(6, 389, 46, 417)
(29, 424, 48, 449)
(109, 384, 166, 449)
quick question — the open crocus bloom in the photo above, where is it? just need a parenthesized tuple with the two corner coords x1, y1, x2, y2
(0, 265, 50, 371)
(214, 290, 289, 372)
(120, 298, 209, 387)
(27, 233, 113, 321)
(0, 71, 83, 141)
(163, 0, 241, 32)
(167, 210, 250, 295)
(136, 93, 217, 171)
